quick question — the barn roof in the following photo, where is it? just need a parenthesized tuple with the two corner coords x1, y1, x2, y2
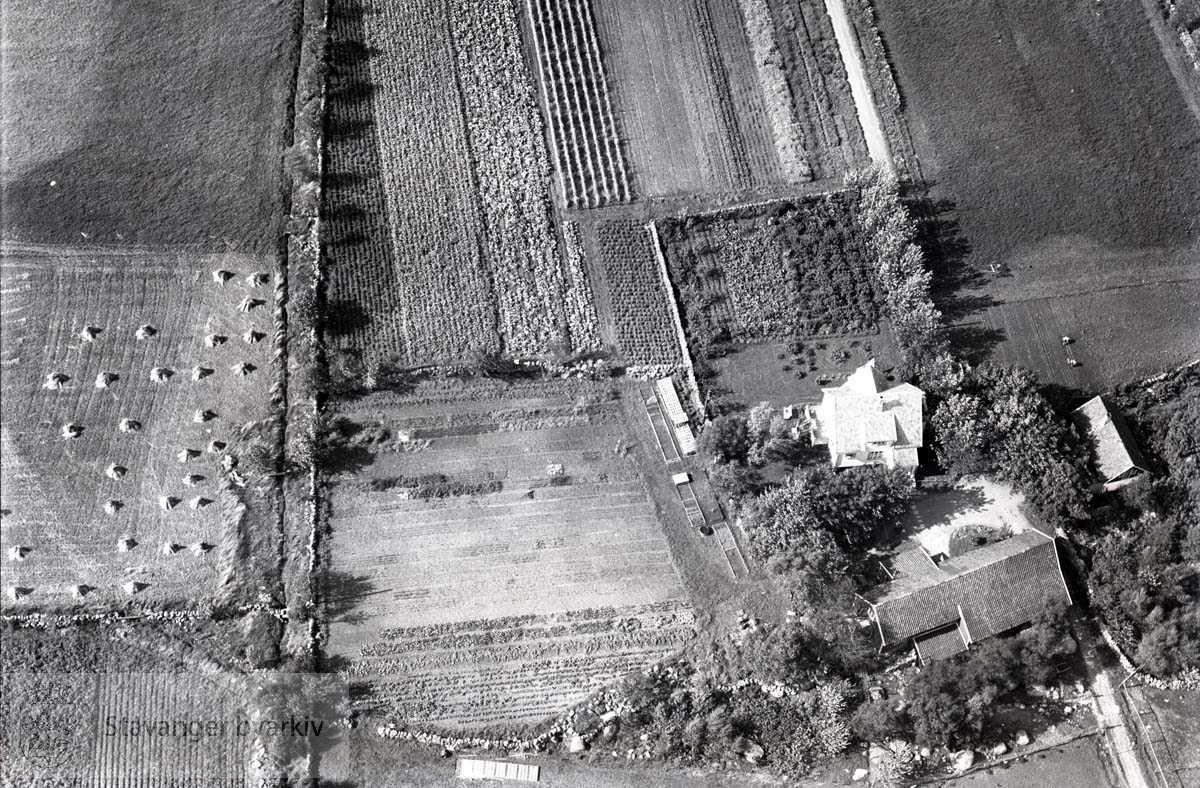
(1071, 396, 1149, 483)
(867, 530, 1070, 647)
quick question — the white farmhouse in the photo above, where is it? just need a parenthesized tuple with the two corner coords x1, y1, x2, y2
(808, 359, 924, 469)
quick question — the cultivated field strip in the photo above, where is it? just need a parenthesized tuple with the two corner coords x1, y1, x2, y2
(593, 220, 684, 372)
(0, 247, 274, 607)
(326, 382, 693, 729)
(326, 0, 608, 364)
(527, 0, 631, 208)
(351, 602, 695, 727)
(323, 0, 409, 360)
(362, 0, 498, 363)
(449, 0, 572, 356)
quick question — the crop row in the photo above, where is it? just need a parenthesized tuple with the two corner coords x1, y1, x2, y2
(449, 0, 573, 358)
(560, 221, 603, 350)
(595, 220, 684, 371)
(527, 0, 631, 207)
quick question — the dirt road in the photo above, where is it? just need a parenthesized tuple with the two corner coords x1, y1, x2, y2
(822, 0, 894, 173)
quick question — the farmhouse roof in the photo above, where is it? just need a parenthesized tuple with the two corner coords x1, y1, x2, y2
(818, 360, 924, 457)
(866, 530, 1070, 648)
(1071, 396, 1149, 483)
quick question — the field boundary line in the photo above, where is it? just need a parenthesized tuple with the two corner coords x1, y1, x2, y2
(822, 0, 894, 173)
(646, 221, 703, 415)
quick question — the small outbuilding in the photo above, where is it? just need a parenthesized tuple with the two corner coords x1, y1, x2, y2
(1071, 396, 1150, 492)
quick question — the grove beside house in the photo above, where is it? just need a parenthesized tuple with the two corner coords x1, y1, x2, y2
(862, 529, 1072, 663)
(1071, 395, 1150, 493)
(808, 359, 924, 469)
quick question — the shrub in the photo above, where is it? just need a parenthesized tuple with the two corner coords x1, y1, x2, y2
(700, 414, 750, 464)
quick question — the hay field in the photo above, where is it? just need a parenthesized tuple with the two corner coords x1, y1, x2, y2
(324, 380, 695, 730)
(0, 0, 299, 609)
(0, 247, 278, 608)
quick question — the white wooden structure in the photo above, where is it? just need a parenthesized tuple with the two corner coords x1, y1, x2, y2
(655, 377, 689, 426)
(673, 422, 697, 455)
(456, 759, 540, 782)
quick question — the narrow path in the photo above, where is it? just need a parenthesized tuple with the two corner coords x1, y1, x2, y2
(1075, 622, 1153, 788)
(822, 0, 894, 173)
(1089, 670, 1151, 788)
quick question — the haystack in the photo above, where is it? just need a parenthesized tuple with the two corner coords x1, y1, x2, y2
(232, 362, 256, 376)
(160, 496, 180, 511)
(135, 324, 157, 340)
(43, 372, 69, 389)
(245, 272, 269, 287)
(149, 367, 173, 383)
(7, 546, 30, 562)
(212, 269, 235, 284)
(95, 372, 119, 388)
(71, 584, 93, 599)
(177, 448, 200, 462)
(123, 581, 148, 595)
(192, 366, 214, 380)
(119, 418, 142, 433)
(106, 464, 127, 480)
(7, 587, 32, 602)
(189, 496, 212, 510)
(79, 325, 102, 342)
(193, 409, 216, 423)
(242, 330, 264, 344)
(117, 537, 137, 552)
(237, 296, 265, 312)
(205, 334, 228, 347)
(207, 440, 226, 453)
(182, 474, 204, 487)
(61, 423, 84, 439)
(190, 542, 214, 555)
(103, 500, 123, 515)
(160, 542, 181, 555)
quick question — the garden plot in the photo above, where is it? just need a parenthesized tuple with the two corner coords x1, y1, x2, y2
(657, 193, 898, 405)
(590, 220, 684, 374)
(324, 381, 694, 729)
(0, 246, 276, 608)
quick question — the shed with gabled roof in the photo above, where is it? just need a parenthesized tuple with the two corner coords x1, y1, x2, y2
(1071, 396, 1149, 492)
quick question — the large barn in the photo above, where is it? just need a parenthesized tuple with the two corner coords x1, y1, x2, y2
(862, 530, 1072, 663)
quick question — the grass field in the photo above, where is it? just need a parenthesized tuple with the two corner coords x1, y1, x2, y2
(872, 0, 1200, 388)
(0, 247, 278, 607)
(1, 0, 297, 251)
(323, 379, 695, 730)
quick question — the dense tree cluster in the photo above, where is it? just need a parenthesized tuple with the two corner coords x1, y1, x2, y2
(931, 363, 1091, 524)
(847, 167, 956, 391)
(743, 465, 913, 571)
(1087, 367, 1200, 676)
(851, 603, 1076, 748)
